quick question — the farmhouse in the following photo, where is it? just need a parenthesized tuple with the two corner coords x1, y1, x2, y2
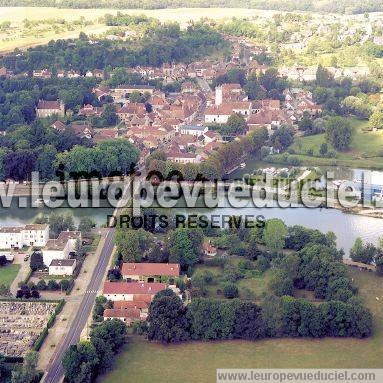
(202, 241, 217, 257)
(36, 100, 65, 118)
(102, 281, 167, 302)
(121, 263, 180, 282)
(103, 308, 141, 324)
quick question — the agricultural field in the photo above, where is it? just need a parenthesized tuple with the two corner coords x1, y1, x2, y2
(270, 118, 383, 170)
(99, 268, 383, 383)
(0, 7, 274, 53)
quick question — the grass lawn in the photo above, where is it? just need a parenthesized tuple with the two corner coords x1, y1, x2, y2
(99, 268, 383, 383)
(0, 264, 21, 287)
(270, 118, 383, 170)
(193, 256, 273, 300)
(237, 269, 274, 299)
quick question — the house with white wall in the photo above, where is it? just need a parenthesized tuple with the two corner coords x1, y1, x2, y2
(49, 259, 76, 276)
(42, 231, 81, 267)
(103, 282, 167, 302)
(0, 224, 49, 249)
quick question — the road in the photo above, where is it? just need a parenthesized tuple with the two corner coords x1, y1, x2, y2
(43, 177, 135, 383)
(43, 227, 115, 383)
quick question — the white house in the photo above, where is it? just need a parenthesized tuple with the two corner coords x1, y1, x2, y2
(42, 231, 81, 267)
(49, 259, 76, 276)
(205, 102, 252, 124)
(166, 151, 200, 164)
(178, 125, 208, 136)
(0, 224, 49, 249)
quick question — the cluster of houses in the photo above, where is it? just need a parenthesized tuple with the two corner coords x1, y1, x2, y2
(34, 71, 324, 166)
(0, 224, 80, 276)
(2, 40, 326, 168)
(102, 262, 181, 324)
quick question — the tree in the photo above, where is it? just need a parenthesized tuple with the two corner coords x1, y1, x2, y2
(167, 228, 203, 270)
(62, 342, 99, 383)
(30, 252, 45, 271)
(350, 238, 376, 264)
(187, 298, 239, 341)
(233, 302, 265, 340)
(269, 270, 294, 296)
(298, 112, 313, 132)
(36, 145, 57, 181)
(223, 283, 239, 299)
(244, 74, 267, 100)
(226, 113, 247, 136)
(115, 228, 152, 262)
(147, 290, 190, 343)
(319, 142, 328, 156)
(90, 319, 127, 352)
(341, 96, 371, 119)
(11, 351, 39, 383)
(316, 64, 334, 87)
(49, 213, 75, 238)
(262, 218, 287, 252)
(4, 150, 36, 181)
(369, 109, 383, 130)
(47, 280, 60, 290)
(100, 104, 118, 126)
(78, 217, 95, 235)
(0, 255, 6, 267)
(270, 126, 294, 151)
(325, 116, 353, 151)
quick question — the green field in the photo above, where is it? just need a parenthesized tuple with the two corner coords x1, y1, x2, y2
(99, 268, 383, 383)
(192, 257, 274, 301)
(270, 118, 383, 169)
(0, 264, 20, 287)
(0, 7, 274, 53)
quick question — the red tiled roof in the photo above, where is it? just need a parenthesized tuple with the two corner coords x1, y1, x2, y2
(114, 300, 149, 310)
(104, 308, 141, 319)
(167, 151, 197, 159)
(37, 100, 61, 110)
(103, 281, 166, 295)
(122, 263, 180, 277)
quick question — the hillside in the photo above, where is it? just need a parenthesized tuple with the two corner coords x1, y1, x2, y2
(0, 0, 382, 14)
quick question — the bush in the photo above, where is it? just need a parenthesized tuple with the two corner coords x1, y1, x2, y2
(47, 280, 60, 291)
(33, 327, 48, 351)
(223, 283, 239, 299)
(36, 279, 47, 290)
(204, 257, 227, 268)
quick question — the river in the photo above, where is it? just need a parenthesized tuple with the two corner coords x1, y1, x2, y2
(2, 166, 383, 254)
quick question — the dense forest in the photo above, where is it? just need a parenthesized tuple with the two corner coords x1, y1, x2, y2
(0, 0, 382, 14)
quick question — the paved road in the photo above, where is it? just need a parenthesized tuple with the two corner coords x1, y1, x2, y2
(43, 228, 115, 383)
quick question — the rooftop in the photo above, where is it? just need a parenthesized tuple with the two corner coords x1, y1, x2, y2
(49, 259, 76, 267)
(103, 281, 167, 295)
(122, 263, 180, 277)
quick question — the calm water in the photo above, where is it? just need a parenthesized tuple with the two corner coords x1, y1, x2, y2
(0, 198, 113, 227)
(2, 178, 383, 255)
